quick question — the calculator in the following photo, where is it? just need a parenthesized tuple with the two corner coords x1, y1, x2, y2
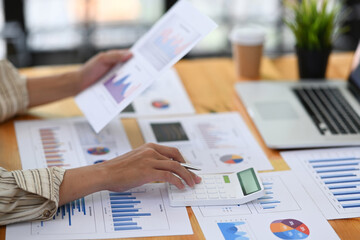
(167, 167, 265, 206)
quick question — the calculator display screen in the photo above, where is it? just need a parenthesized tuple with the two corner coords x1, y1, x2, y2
(237, 168, 261, 196)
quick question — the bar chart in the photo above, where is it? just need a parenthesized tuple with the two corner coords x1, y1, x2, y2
(32, 196, 96, 235)
(37, 126, 79, 168)
(252, 176, 301, 213)
(307, 156, 360, 211)
(101, 186, 171, 233)
(282, 147, 360, 219)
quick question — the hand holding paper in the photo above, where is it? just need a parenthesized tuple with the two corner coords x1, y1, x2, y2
(75, 0, 217, 132)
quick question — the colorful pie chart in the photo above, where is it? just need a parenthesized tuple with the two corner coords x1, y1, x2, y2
(87, 147, 110, 155)
(220, 154, 244, 164)
(270, 219, 310, 239)
(152, 100, 170, 109)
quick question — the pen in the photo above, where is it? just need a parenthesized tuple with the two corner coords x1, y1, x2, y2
(180, 163, 201, 171)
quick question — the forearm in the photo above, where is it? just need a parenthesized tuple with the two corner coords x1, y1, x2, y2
(27, 71, 81, 107)
(58, 164, 106, 206)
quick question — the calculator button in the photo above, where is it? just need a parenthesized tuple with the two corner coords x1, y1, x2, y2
(172, 195, 185, 200)
(194, 184, 205, 189)
(208, 194, 219, 199)
(218, 189, 226, 194)
(229, 194, 236, 198)
(195, 189, 206, 194)
(205, 184, 216, 189)
(185, 195, 195, 200)
(171, 189, 186, 194)
(202, 175, 213, 180)
(196, 194, 207, 199)
(220, 194, 228, 199)
(204, 179, 215, 184)
(216, 185, 224, 189)
(207, 189, 218, 194)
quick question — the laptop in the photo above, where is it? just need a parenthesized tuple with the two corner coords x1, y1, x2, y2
(235, 44, 360, 149)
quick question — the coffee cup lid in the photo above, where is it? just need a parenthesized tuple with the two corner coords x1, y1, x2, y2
(229, 26, 265, 46)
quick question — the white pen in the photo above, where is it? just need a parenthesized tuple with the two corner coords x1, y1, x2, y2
(180, 163, 201, 171)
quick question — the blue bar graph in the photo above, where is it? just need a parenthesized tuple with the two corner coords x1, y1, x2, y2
(320, 173, 357, 179)
(317, 168, 359, 173)
(312, 163, 359, 168)
(257, 182, 282, 210)
(109, 191, 152, 231)
(309, 157, 360, 163)
(308, 156, 360, 210)
(44, 197, 87, 227)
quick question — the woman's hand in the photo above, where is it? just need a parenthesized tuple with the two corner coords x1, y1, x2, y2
(76, 50, 132, 92)
(58, 143, 201, 206)
(99, 143, 202, 192)
(27, 49, 132, 107)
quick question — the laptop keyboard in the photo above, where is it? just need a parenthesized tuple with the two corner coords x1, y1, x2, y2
(292, 87, 360, 135)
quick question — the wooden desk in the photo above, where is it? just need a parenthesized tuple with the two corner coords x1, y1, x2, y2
(1, 53, 359, 239)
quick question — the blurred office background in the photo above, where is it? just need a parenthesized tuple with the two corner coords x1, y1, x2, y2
(0, 0, 359, 67)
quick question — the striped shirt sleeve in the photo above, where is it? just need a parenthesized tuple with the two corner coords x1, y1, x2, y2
(0, 59, 29, 122)
(0, 167, 65, 225)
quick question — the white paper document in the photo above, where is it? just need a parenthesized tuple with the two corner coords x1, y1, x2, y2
(10, 118, 192, 239)
(119, 68, 195, 118)
(192, 171, 339, 240)
(137, 112, 273, 172)
(281, 147, 360, 220)
(75, 0, 217, 132)
(15, 117, 131, 169)
(6, 183, 192, 240)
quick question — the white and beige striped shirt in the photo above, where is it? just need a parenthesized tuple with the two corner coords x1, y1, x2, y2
(0, 60, 66, 225)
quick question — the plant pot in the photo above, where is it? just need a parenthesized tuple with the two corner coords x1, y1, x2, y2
(296, 47, 331, 79)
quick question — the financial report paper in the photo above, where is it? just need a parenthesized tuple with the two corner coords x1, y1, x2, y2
(282, 147, 360, 220)
(6, 184, 192, 240)
(15, 117, 131, 169)
(137, 112, 273, 172)
(10, 118, 192, 239)
(75, 0, 216, 132)
(192, 171, 339, 240)
(119, 68, 195, 118)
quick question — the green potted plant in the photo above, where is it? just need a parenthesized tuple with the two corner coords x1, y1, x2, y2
(284, 0, 345, 79)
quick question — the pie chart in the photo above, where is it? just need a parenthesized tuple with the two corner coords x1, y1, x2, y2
(152, 100, 170, 109)
(270, 219, 309, 239)
(87, 147, 110, 155)
(220, 154, 244, 164)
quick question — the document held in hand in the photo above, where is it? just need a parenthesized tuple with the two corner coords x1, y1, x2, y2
(75, 0, 217, 132)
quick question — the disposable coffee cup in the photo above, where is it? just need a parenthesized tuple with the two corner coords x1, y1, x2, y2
(230, 26, 265, 80)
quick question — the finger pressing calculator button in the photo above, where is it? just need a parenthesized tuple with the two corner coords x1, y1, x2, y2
(170, 184, 178, 190)
(194, 184, 205, 189)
